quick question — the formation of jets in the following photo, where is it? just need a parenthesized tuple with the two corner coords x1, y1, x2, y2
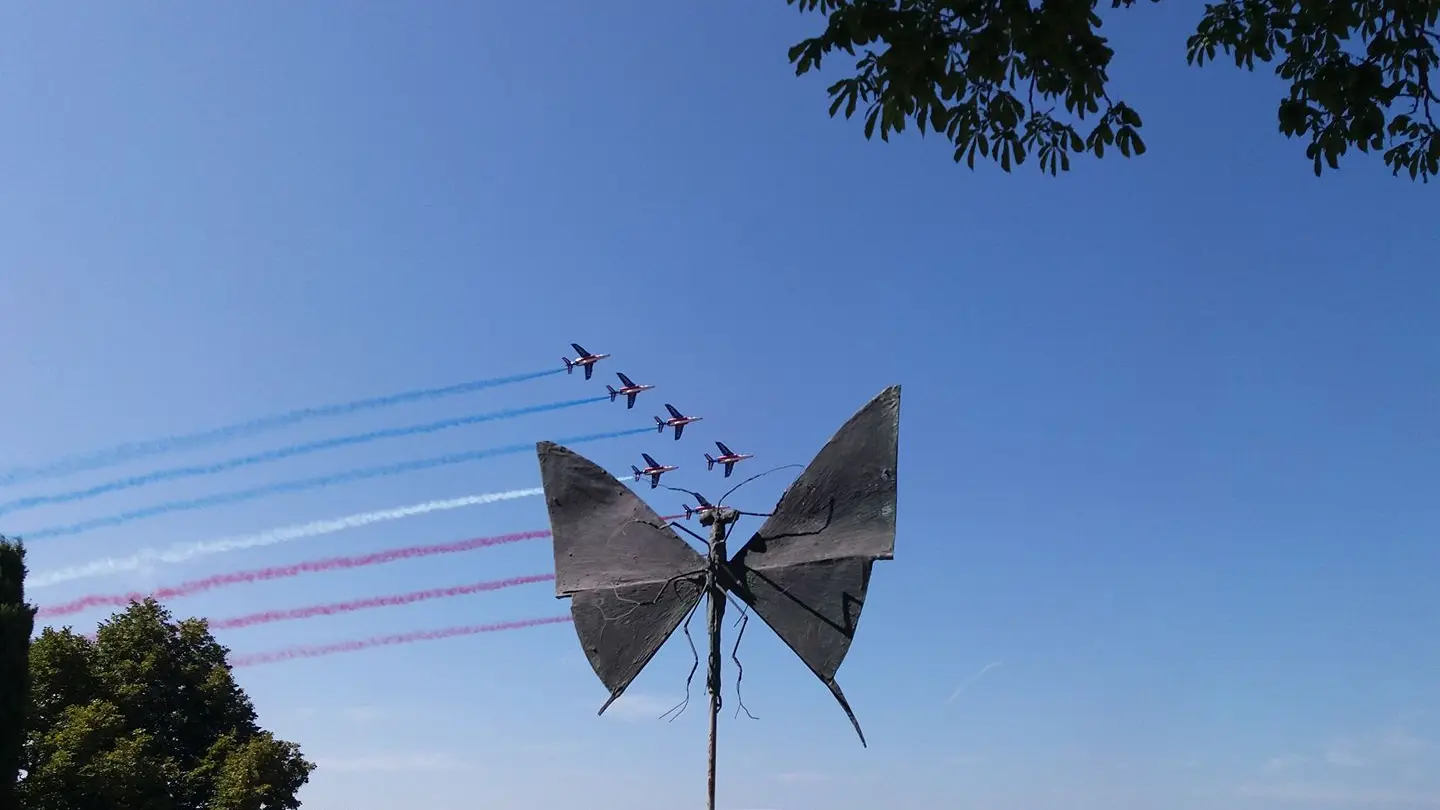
(564, 342, 754, 504)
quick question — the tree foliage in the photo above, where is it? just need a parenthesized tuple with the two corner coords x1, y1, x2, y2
(1, 536, 36, 810)
(785, 0, 1440, 180)
(21, 599, 315, 810)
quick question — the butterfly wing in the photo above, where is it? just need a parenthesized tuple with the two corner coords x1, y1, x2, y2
(536, 441, 706, 714)
(725, 385, 900, 745)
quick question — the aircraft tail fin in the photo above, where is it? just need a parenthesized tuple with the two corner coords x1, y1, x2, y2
(631, 465, 642, 480)
(562, 357, 574, 373)
(654, 416, 665, 432)
(705, 454, 716, 471)
(607, 385, 618, 401)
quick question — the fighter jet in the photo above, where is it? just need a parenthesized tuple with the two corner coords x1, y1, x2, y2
(682, 492, 719, 520)
(654, 403, 703, 440)
(631, 453, 678, 489)
(561, 343, 610, 380)
(606, 372, 654, 409)
(704, 441, 753, 478)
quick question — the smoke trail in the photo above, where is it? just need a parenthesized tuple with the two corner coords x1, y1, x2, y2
(0, 395, 606, 517)
(38, 529, 554, 617)
(210, 573, 556, 630)
(26, 488, 545, 589)
(230, 615, 573, 667)
(0, 368, 564, 488)
(946, 661, 1003, 704)
(21, 426, 651, 541)
(38, 513, 686, 617)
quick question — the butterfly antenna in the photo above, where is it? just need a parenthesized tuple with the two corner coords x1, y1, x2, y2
(730, 611, 759, 721)
(668, 519, 710, 545)
(661, 484, 707, 501)
(659, 599, 704, 723)
(719, 463, 804, 507)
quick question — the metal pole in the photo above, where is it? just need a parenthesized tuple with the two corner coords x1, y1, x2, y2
(704, 509, 732, 810)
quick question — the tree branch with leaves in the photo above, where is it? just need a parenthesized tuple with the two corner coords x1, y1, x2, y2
(1, 536, 37, 810)
(786, 0, 1440, 180)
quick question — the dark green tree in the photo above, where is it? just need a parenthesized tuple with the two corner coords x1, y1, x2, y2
(785, 0, 1440, 180)
(0, 536, 36, 810)
(21, 599, 315, 810)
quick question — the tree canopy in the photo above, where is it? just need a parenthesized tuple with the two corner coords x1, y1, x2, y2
(21, 599, 315, 810)
(785, 0, 1440, 180)
(1, 537, 36, 810)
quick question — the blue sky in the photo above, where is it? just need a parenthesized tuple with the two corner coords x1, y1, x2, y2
(2, 2, 1437, 809)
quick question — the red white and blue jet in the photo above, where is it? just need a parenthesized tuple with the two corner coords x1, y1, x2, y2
(561, 343, 610, 380)
(654, 403, 703, 440)
(683, 492, 719, 521)
(704, 441, 753, 478)
(631, 453, 678, 489)
(606, 372, 654, 409)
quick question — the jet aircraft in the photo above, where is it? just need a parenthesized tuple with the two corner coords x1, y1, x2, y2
(631, 453, 678, 489)
(704, 441, 753, 478)
(606, 372, 654, 409)
(683, 492, 719, 520)
(561, 343, 610, 380)
(654, 403, 703, 440)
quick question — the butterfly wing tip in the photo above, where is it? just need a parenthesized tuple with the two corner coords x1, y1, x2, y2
(598, 692, 622, 716)
(825, 677, 868, 748)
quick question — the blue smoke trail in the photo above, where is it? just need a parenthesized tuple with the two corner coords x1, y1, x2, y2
(0, 367, 564, 488)
(0, 395, 608, 518)
(17, 426, 652, 541)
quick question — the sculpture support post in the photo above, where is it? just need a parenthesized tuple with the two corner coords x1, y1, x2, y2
(702, 507, 735, 810)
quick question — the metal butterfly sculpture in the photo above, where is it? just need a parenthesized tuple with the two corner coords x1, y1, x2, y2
(536, 385, 899, 799)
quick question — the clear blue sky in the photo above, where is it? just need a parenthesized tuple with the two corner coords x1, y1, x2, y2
(2, 3, 1437, 809)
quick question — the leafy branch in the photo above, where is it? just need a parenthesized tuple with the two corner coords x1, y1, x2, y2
(785, 0, 1440, 180)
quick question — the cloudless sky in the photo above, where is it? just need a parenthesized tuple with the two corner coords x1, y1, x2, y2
(2, 3, 1438, 809)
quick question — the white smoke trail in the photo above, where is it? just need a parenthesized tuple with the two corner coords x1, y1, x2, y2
(946, 660, 1003, 704)
(27, 487, 544, 589)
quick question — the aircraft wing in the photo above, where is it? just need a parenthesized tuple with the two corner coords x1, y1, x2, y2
(617, 372, 635, 387)
(716, 441, 734, 456)
(666, 404, 683, 419)
(571, 343, 589, 356)
(536, 441, 706, 714)
(641, 453, 659, 467)
(724, 385, 900, 746)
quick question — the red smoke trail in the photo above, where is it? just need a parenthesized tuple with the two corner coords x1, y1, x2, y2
(38, 529, 551, 618)
(230, 615, 573, 667)
(40, 515, 684, 619)
(209, 573, 555, 630)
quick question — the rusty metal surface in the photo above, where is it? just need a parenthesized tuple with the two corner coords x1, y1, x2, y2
(726, 385, 900, 744)
(732, 384, 900, 568)
(537, 441, 706, 712)
(538, 441, 706, 595)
